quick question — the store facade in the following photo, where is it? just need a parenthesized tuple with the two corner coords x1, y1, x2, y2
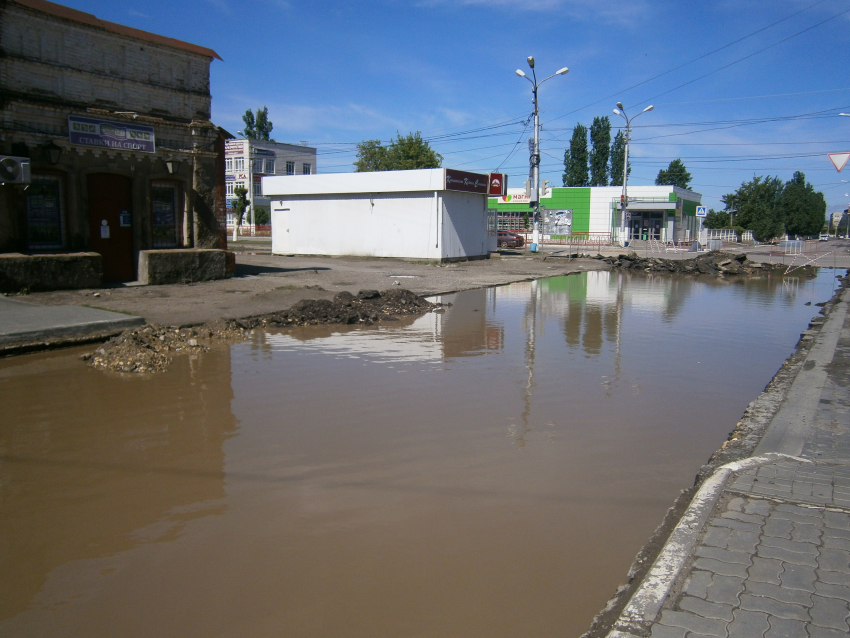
(489, 185, 702, 244)
(0, 0, 226, 283)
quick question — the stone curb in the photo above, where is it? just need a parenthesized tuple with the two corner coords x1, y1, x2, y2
(605, 452, 811, 638)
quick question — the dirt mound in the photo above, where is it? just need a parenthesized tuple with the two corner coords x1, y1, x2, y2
(593, 250, 788, 275)
(84, 289, 436, 374)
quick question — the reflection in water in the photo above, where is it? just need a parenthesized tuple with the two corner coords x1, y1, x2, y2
(0, 269, 837, 638)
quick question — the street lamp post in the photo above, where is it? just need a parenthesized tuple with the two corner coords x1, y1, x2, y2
(612, 103, 653, 246)
(517, 58, 568, 251)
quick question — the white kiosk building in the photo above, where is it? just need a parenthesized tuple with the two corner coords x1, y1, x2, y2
(264, 168, 495, 261)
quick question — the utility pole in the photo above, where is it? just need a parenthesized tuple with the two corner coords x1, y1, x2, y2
(517, 58, 568, 252)
(613, 103, 653, 246)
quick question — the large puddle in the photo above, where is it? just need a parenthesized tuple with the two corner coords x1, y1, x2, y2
(0, 269, 840, 637)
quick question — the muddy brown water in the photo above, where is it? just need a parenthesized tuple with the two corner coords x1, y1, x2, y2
(0, 270, 839, 638)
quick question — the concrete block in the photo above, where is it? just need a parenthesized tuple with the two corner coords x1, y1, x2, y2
(0, 252, 102, 292)
(137, 249, 232, 285)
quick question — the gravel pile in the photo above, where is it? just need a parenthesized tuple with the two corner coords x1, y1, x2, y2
(84, 289, 436, 374)
(593, 250, 789, 275)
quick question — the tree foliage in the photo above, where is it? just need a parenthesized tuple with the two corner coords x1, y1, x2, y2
(242, 107, 274, 141)
(703, 209, 730, 229)
(724, 176, 785, 242)
(354, 132, 442, 171)
(232, 186, 249, 226)
(588, 116, 611, 187)
(781, 171, 826, 237)
(609, 130, 629, 186)
(562, 123, 589, 187)
(253, 205, 270, 226)
(655, 158, 692, 189)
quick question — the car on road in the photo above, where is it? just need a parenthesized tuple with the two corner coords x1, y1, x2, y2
(497, 231, 525, 249)
(819, 234, 829, 241)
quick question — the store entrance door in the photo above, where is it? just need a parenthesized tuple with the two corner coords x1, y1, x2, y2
(87, 173, 135, 282)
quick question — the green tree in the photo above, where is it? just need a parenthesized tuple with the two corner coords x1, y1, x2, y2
(781, 171, 826, 237)
(724, 176, 785, 242)
(253, 205, 270, 226)
(242, 107, 274, 141)
(354, 139, 389, 172)
(588, 116, 611, 187)
(655, 158, 692, 189)
(703, 209, 730, 229)
(354, 132, 441, 171)
(562, 123, 589, 187)
(609, 130, 629, 186)
(231, 186, 249, 239)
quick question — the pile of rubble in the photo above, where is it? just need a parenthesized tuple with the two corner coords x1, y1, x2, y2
(84, 289, 436, 374)
(593, 250, 790, 275)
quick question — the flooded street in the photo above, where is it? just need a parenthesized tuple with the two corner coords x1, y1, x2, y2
(0, 269, 840, 638)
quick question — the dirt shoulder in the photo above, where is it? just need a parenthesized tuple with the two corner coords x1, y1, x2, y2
(21, 250, 599, 326)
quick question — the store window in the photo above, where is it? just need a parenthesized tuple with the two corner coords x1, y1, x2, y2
(150, 180, 183, 248)
(302, 163, 311, 175)
(265, 159, 275, 174)
(26, 174, 65, 250)
(286, 161, 295, 175)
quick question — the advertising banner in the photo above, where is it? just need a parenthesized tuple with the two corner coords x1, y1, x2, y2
(68, 115, 155, 153)
(225, 140, 244, 156)
(488, 173, 507, 196)
(445, 169, 489, 194)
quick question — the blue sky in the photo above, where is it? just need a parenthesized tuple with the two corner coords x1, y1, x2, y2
(70, 0, 850, 212)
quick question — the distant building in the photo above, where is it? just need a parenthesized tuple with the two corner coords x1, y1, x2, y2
(0, 0, 225, 282)
(224, 139, 317, 228)
(489, 185, 703, 244)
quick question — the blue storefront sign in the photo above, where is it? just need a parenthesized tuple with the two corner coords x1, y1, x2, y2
(68, 115, 156, 153)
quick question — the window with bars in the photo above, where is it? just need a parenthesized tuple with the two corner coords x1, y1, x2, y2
(302, 163, 311, 175)
(286, 161, 295, 175)
(150, 180, 183, 248)
(265, 159, 275, 174)
(253, 181, 262, 196)
(26, 174, 65, 250)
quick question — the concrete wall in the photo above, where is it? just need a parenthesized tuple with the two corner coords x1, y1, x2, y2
(0, 252, 102, 292)
(137, 249, 232, 285)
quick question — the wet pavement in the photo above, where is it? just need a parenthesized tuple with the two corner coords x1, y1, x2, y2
(1, 269, 841, 638)
(606, 277, 850, 638)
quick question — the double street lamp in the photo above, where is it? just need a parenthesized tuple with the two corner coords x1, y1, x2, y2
(517, 57, 568, 250)
(612, 103, 653, 246)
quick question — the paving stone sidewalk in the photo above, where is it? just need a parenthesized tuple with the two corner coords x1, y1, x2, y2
(608, 285, 850, 638)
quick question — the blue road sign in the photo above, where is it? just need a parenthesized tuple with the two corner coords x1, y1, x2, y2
(696, 206, 707, 217)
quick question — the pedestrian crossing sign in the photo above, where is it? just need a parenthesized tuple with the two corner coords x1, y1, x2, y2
(696, 206, 707, 217)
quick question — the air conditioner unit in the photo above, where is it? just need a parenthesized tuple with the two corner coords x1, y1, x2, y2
(0, 156, 31, 184)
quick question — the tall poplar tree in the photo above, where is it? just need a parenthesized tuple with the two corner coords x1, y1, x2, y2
(562, 123, 589, 187)
(609, 130, 628, 186)
(588, 116, 611, 187)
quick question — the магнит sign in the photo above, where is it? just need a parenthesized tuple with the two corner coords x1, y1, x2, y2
(445, 169, 489, 194)
(68, 116, 155, 153)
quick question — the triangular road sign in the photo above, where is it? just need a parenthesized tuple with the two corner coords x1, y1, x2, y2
(828, 152, 850, 172)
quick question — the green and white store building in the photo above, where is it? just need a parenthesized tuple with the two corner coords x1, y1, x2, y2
(489, 185, 703, 244)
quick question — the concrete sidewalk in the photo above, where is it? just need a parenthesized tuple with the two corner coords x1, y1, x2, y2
(0, 294, 144, 352)
(606, 282, 850, 638)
